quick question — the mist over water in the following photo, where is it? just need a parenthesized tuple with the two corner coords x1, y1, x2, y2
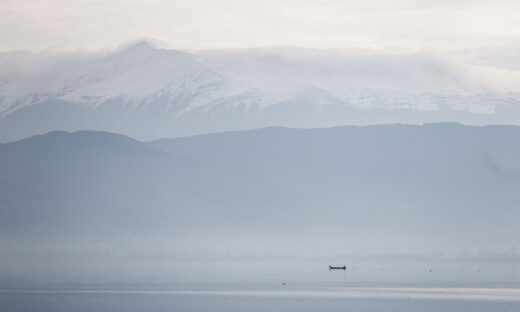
(1, 109, 520, 311)
(2, 0, 520, 310)
(1, 125, 519, 297)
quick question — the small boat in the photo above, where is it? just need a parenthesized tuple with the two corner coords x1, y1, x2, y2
(329, 265, 346, 270)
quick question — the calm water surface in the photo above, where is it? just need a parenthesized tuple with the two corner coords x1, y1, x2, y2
(1, 261, 519, 311)
(2, 283, 520, 312)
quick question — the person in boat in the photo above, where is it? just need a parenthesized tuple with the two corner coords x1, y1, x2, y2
(329, 265, 346, 270)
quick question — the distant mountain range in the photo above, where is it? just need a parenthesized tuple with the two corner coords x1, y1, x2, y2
(1, 124, 519, 259)
(1, 42, 520, 142)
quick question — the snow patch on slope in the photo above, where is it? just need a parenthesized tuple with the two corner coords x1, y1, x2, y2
(1, 43, 520, 118)
(0, 42, 254, 116)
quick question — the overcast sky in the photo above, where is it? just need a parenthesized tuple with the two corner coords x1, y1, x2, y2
(1, 0, 520, 56)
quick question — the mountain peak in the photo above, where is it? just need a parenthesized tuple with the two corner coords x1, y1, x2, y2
(122, 40, 155, 52)
(114, 40, 160, 58)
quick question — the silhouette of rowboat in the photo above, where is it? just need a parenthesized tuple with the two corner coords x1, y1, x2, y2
(329, 265, 346, 270)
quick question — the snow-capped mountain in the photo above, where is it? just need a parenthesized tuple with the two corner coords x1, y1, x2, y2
(0, 42, 256, 116)
(200, 48, 520, 113)
(1, 42, 520, 142)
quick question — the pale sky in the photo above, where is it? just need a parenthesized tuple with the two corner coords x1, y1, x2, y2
(1, 0, 520, 58)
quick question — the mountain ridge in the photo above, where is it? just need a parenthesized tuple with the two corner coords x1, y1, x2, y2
(1, 42, 520, 142)
(2, 123, 519, 245)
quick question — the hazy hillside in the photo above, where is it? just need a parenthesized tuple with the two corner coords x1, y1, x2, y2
(0, 130, 289, 238)
(1, 123, 519, 262)
(150, 123, 520, 248)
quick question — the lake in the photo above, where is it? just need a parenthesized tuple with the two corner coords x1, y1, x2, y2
(1, 284, 520, 312)
(1, 260, 519, 311)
